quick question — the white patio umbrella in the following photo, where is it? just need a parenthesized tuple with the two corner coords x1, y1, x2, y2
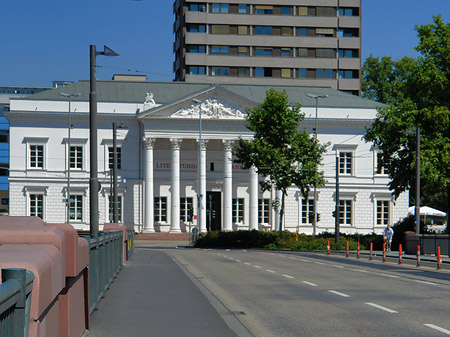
(408, 206, 446, 217)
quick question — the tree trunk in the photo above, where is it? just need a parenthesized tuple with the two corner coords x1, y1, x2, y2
(278, 191, 285, 236)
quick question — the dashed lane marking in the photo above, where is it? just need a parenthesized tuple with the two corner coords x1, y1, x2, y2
(254, 265, 262, 269)
(282, 274, 294, 279)
(366, 302, 398, 313)
(380, 273, 399, 278)
(302, 281, 318, 287)
(352, 268, 369, 273)
(424, 324, 450, 335)
(329, 290, 351, 298)
(414, 280, 438, 286)
(266, 269, 276, 273)
(331, 264, 345, 269)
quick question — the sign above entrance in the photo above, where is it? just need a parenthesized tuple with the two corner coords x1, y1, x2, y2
(155, 162, 246, 170)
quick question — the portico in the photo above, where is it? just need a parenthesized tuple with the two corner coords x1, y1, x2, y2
(139, 92, 258, 233)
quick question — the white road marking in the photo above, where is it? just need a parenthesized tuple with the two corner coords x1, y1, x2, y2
(244, 262, 251, 265)
(254, 265, 262, 269)
(266, 269, 276, 273)
(380, 273, 399, 278)
(235, 260, 241, 262)
(414, 280, 438, 286)
(282, 274, 294, 279)
(314, 261, 326, 265)
(352, 268, 369, 273)
(331, 264, 344, 269)
(302, 281, 318, 287)
(329, 290, 351, 298)
(424, 324, 450, 335)
(366, 302, 398, 313)
(226, 249, 230, 251)
(301, 259, 311, 263)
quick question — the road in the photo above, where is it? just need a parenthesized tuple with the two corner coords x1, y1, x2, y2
(166, 248, 450, 337)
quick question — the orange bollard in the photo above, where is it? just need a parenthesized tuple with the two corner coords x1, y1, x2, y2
(369, 242, 373, 260)
(399, 244, 402, 264)
(357, 242, 360, 259)
(383, 243, 386, 262)
(346, 241, 349, 258)
(327, 240, 330, 255)
(417, 245, 420, 267)
(437, 246, 441, 269)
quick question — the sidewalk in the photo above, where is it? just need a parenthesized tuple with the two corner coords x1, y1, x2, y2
(84, 246, 250, 337)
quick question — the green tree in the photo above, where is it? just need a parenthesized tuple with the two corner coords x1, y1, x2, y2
(234, 89, 327, 235)
(363, 15, 450, 221)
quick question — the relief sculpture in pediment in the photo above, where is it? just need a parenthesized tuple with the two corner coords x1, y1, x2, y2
(172, 99, 246, 119)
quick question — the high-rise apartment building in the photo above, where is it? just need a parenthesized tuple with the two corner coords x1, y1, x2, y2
(173, 0, 361, 95)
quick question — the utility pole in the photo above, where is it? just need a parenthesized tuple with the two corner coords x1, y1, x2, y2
(335, 155, 340, 243)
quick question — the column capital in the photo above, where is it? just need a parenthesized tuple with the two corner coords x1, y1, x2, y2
(222, 139, 234, 151)
(197, 139, 209, 151)
(170, 138, 182, 150)
(143, 137, 156, 150)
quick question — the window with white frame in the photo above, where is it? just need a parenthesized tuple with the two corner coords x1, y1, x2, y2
(69, 195, 83, 221)
(377, 200, 390, 226)
(232, 198, 244, 223)
(29, 194, 44, 219)
(302, 198, 314, 224)
(339, 200, 352, 225)
(180, 197, 194, 222)
(70, 146, 83, 169)
(108, 146, 122, 170)
(154, 197, 167, 222)
(108, 195, 123, 223)
(339, 152, 353, 175)
(258, 198, 270, 224)
(376, 153, 388, 175)
(29, 145, 44, 168)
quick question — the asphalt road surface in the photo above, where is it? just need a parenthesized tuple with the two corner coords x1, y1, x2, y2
(168, 248, 450, 337)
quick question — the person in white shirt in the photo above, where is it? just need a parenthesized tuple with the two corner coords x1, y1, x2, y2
(383, 224, 394, 251)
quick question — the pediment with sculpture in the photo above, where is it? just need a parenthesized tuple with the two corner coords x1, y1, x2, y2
(171, 99, 246, 120)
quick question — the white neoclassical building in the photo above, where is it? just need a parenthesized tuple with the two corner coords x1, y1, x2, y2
(6, 80, 408, 234)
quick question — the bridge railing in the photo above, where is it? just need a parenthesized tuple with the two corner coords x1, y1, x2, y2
(83, 231, 124, 315)
(0, 268, 34, 337)
(421, 234, 450, 255)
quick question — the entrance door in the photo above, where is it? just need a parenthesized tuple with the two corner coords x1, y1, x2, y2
(206, 192, 221, 231)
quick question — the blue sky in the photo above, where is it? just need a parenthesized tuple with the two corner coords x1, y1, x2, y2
(1, 0, 449, 87)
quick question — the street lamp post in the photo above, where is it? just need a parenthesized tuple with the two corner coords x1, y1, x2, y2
(407, 126, 421, 235)
(415, 127, 421, 235)
(60, 92, 81, 224)
(192, 99, 204, 234)
(89, 45, 119, 234)
(307, 93, 328, 235)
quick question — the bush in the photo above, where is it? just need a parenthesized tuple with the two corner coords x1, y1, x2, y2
(194, 230, 373, 251)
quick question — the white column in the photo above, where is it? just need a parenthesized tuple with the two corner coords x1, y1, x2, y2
(143, 138, 155, 233)
(249, 165, 259, 230)
(170, 138, 182, 233)
(223, 140, 233, 231)
(198, 139, 208, 233)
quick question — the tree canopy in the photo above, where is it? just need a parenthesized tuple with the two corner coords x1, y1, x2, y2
(363, 15, 450, 214)
(234, 89, 327, 232)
